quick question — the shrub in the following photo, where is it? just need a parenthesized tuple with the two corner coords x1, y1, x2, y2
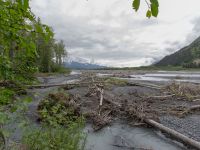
(38, 91, 82, 127)
(22, 119, 85, 150)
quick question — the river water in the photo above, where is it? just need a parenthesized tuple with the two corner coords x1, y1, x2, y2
(97, 71, 200, 84)
(84, 123, 186, 150)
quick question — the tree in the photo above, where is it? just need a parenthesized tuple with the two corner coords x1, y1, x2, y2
(54, 40, 67, 66)
(0, 0, 53, 80)
(132, 0, 159, 18)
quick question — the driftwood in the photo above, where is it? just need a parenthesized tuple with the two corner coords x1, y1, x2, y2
(188, 105, 200, 111)
(28, 79, 128, 89)
(127, 82, 162, 90)
(145, 119, 200, 150)
(179, 105, 200, 116)
(112, 144, 151, 150)
(147, 94, 175, 99)
(128, 103, 200, 149)
(27, 82, 103, 89)
(99, 88, 104, 106)
(192, 99, 200, 102)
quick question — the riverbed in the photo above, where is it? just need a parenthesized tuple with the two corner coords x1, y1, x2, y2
(6, 70, 200, 150)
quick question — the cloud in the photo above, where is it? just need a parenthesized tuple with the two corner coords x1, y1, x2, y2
(185, 17, 200, 44)
(30, 0, 200, 67)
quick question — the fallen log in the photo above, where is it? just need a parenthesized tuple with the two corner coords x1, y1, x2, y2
(144, 119, 200, 150)
(127, 103, 200, 149)
(99, 88, 104, 106)
(112, 144, 151, 150)
(189, 105, 200, 111)
(147, 94, 175, 99)
(192, 99, 200, 102)
(27, 82, 104, 89)
(127, 82, 163, 90)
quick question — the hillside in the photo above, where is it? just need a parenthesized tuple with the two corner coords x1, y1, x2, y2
(156, 36, 200, 67)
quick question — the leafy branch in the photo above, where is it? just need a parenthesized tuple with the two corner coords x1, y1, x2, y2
(132, 0, 159, 18)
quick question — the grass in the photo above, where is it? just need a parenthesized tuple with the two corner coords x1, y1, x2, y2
(22, 120, 85, 150)
(104, 77, 128, 86)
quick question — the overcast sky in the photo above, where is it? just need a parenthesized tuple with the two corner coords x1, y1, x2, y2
(30, 0, 200, 67)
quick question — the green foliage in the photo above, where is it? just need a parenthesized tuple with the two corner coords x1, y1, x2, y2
(22, 91, 86, 150)
(22, 121, 85, 150)
(132, 0, 140, 11)
(150, 1, 159, 17)
(132, 0, 159, 18)
(0, 88, 15, 105)
(51, 64, 71, 74)
(146, 10, 152, 18)
(0, 56, 13, 80)
(0, 0, 56, 82)
(38, 91, 83, 127)
(35, 21, 68, 73)
(0, 94, 33, 149)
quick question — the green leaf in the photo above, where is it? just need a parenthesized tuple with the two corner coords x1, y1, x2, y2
(151, 3, 159, 17)
(23, 0, 29, 10)
(35, 24, 43, 33)
(146, 10, 152, 18)
(132, 0, 140, 12)
(150, 0, 159, 7)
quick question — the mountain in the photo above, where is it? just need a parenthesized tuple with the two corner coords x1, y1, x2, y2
(64, 56, 106, 69)
(156, 36, 200, 67)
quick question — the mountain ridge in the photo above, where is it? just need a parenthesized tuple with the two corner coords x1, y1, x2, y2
(64, 56, 106, 69)
(156, 36, 200, 67)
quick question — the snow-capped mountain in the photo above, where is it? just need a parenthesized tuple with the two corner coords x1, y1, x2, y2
(66, 56, 90, 64)
(64, 56, 106, 69)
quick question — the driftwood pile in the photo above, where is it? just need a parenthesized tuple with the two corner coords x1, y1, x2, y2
(166, 82, 200, 101)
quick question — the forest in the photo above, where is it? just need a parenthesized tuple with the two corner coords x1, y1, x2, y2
(0, 0, 68, 83)
(0, 1, 78, 149)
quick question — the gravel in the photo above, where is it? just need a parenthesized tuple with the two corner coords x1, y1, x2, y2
(160, 115, 200, 142)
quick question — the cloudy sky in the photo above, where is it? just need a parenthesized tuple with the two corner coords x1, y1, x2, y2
(30, 0, 200, 67)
